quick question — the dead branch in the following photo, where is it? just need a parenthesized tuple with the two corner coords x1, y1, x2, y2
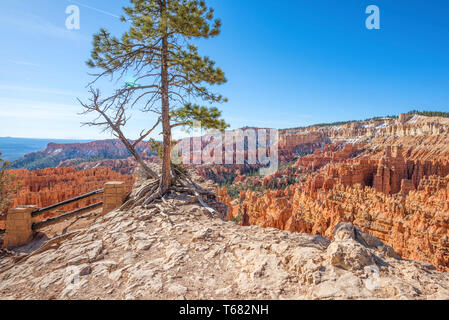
(79, 88, 159, 180)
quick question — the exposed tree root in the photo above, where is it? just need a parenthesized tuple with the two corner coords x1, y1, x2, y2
(143, 188, 163, 207)
(192, 190, 217, 216)
(120, 179, 159, 210)
(173, 167, 216, 197)
(120, 167, 218, 215)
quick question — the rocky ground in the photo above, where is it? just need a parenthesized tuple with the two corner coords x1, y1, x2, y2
(1, 191, 449, 300)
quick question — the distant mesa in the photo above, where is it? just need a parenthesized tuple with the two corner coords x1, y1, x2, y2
(10, 139, 158, 171)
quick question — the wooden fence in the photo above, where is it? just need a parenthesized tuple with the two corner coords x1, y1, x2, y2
(1, 181, 129, 249)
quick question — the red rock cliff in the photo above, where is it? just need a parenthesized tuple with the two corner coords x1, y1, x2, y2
(217, 116, 449, 272)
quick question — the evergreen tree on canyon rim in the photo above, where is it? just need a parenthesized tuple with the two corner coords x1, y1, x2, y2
(81, 0, 228, 197)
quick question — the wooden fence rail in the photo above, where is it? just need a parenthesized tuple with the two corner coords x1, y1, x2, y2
(2, 181, 128, 249)
(33, 201, 104, 231)
(32, 188, 104, 218)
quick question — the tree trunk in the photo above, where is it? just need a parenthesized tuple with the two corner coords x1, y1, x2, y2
(118, 132, 158, 179)
(160, 33, 172, 193)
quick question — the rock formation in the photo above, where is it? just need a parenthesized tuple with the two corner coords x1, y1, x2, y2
(56, 156, 159, 175)
(217, 115, 449, 272)
(221, 169, 449, 272)
(0, 192, 448, 300)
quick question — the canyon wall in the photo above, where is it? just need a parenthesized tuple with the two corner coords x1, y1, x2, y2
(220, 177, 449, 272)
(217, 115, 449, 272)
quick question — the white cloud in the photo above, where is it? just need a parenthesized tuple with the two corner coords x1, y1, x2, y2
(0, 98, 83, 120)
(7, 60, 41, 68)
(67, 0, 120, 19)
(0, 11, 88, 41)
(0, 98, 106, 139)
(0, 85, 82, 97)
(0, 97, 161, 140)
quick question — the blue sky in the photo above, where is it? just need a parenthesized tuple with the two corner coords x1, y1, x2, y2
(1, 0, 449, 139)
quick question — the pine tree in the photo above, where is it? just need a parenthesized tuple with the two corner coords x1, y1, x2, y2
(82, 0, 228, 197)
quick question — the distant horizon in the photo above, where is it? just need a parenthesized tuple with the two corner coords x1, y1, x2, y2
(0, 136, 95, 141)
(0, 136, 95, 162)
(2, 108, 447, 140)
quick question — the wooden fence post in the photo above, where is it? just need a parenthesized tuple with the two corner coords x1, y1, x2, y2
(3, 206, 38, 249)
(102, 182, 126, 215)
